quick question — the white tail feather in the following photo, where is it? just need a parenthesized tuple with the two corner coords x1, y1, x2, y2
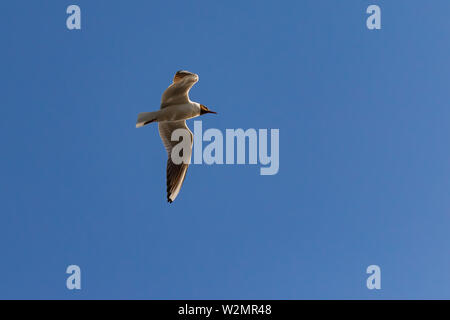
(136, 111, 159, 128)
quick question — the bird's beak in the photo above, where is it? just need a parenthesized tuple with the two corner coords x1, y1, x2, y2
(207, 110, 217, 114)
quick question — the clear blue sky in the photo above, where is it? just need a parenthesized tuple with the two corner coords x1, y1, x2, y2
(1, 0, 450, 299)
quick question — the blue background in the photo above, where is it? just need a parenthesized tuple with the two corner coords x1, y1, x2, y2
(1, 0, 450, 299)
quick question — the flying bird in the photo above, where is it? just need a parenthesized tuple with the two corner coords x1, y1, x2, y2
(136, 70, 217, 203)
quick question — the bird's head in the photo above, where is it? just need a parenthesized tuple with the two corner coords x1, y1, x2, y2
(173, 70, 199, 84)
(200, 104, 217, 115)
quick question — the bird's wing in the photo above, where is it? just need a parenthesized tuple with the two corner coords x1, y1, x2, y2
(160, 71, 198, 109)
(158, 120, 193, 202)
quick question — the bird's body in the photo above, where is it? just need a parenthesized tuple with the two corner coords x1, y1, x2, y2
(136, 70, 217, 203)
(136, 102, 201, 125)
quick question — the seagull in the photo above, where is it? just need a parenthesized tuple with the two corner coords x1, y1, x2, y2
(136, 70, 217, 203)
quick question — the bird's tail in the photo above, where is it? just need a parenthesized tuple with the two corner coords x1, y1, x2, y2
(136, 111, 159, 128)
